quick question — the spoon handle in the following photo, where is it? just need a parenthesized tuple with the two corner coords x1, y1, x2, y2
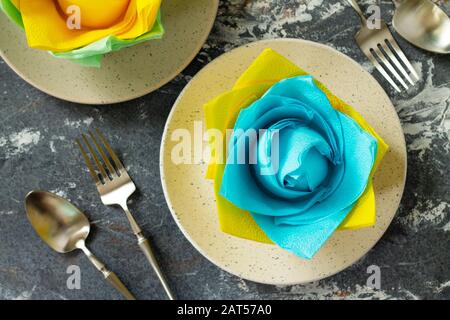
(80, 244, 136, 300)
(105, 271, 136, 300)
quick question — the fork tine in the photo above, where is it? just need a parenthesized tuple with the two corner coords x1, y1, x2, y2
(386, 37, 419, 81)
(366, 50, 401, 93)
(95, 129, 125, 173)
(89, 130, 117, 177)
(381, 42, 415, 86)
(76, 139, 101, 184)
(82, 133, 109, 180)
(373, 46, 408, 90)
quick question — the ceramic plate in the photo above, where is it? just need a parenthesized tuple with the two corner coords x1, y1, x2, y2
(160, 39, 407, 285)
(0, 0, 218, 104)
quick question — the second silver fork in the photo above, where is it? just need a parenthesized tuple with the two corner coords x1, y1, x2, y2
(346, 0, 419, 92)
(76, 129, 175, 300)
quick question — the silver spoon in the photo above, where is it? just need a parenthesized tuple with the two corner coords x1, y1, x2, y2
(25, 190, 135, 300)
(392, 0, 450, 54)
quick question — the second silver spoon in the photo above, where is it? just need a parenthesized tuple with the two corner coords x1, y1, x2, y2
(392, 0, 450, 54)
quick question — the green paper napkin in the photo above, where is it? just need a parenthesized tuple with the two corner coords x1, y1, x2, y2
(0, 0, 23, 27)
(51, 13, 164, 67)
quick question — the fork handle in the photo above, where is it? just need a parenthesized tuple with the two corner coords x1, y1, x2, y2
(137, 234, 176, 300)
(121, 205, 175, 300)
(346, 0, 367, 23)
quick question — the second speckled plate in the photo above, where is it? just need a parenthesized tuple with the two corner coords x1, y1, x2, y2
(0, 0, 218, 104)
(160, 39, 407, 285)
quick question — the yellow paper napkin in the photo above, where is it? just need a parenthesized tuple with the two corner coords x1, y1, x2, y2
(16, 0, 161, 52)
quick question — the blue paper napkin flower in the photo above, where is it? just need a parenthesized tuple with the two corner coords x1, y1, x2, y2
(219, 75, 378, 259)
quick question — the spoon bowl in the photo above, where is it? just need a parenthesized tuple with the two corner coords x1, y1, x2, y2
(25, 190, 135, 300)
(392, 0, 450, 54)
(25, 191, 90, 253)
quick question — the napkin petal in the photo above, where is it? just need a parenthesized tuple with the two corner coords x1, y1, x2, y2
(204, 86, 269, 178)
(255, 119, 333, 199)
(339, 181, 376, 230)
(319, 88, 388, 229)
(263, 76, 344, 158)
(252, 205, 353, 259)
(232, 48, 307, 90)
(214, 164, 272, 243)
(275, 111, 377, 225)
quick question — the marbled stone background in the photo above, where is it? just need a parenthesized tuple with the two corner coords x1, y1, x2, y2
(0, 0, 449, 300)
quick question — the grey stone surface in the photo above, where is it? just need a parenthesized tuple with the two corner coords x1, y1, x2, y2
(0, 0, 449, 300)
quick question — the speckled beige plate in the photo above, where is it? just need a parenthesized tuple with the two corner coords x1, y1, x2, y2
(160, 39, 407, 285)
(0, 0, 218, 104)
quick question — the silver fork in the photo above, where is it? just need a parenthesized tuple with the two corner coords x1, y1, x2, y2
(76, 129, 175, 300)
(346, 0, 419, 92)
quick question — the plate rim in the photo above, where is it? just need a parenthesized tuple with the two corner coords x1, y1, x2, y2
(160, 38, 407, 285)
(0, 0, 219, 105)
